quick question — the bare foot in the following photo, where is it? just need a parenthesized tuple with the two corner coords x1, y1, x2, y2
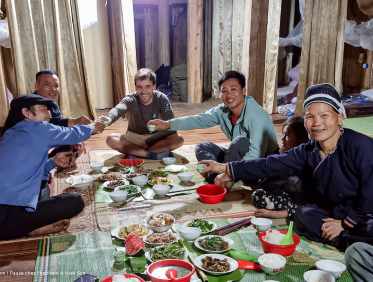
(27, 219, 70, 237)
(255, 208, 289, 218)
(222, 180, 235, 191)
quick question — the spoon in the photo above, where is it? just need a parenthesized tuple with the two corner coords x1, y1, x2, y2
(70, 178, 83, 187)
(236, 260, 262, 271)
(229, 251, 259, 262)
(280, 221, 294, 245)
(166, 269, 178, 281)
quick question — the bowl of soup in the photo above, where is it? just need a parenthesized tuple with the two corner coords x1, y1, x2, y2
(147, 259, 195, 282)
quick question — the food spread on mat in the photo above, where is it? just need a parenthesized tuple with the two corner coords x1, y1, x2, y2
(134, 166, 154, 174)
(263, 230, 286, 245)
(186, 219, 214, 232)
(111, 275, 141, 282)
(118, 159, 144, 167)
(147, 214, 174, 227)
(150, 266, 191, 279)
(68, 174, 92, 184)
(149, 243, 185, 261)
(124, 174, 141, 179)
(101, 172, 122, 181)
(125, 234, 146, 255)
(198, 236, 229, 251)
(201, 256, 230, 272)
(145, 232, 178, 244)
(107, 180, 127, 189)
(108, 166, 123, 172)
(259, 254, 284, 268)
(148, 171, 169, 178)
(116, 185, 139, 194)
(118, 224, 147, 239)
(149, 177, 172, 185)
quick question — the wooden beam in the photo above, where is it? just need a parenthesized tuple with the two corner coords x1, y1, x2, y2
(144, 8, 153, 69)
(158, 0, 170, 66)
(187, 0, 203, 103)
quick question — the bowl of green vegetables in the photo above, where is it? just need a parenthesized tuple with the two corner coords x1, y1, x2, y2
(146, 243, 187, 262)
(194, 235, 234, 253)
(114, 184, 141, 196)
(147, 171, 169, 178)
(182, 219, 217, 235)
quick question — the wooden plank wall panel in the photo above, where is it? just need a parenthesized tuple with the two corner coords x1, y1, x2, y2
(158, 0, 170, 66)
(172, 11, 188, 66)
(203, 0, 213, 99)
(231, 0, 246, 72)
(144, 8, 153, 69)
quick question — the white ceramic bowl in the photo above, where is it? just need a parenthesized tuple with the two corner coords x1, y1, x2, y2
(194, 254, 238, 276)
(146, 213, 175, 232)
(304, 270, 335, 282)
(251, 217, 273, 232)
(132, 175, 148, 187)
(66, 175, 94, 189)
(162, 157, 176, 165)
(177, 172, 193, 183)
(182, 220, 217, 235)
(258, 253, 286, 276)
(178, 227, 202, 241)
(152, 185, 171, 196)
(316, 260, 346, 279)
(109, 190, 128, 202)
(90, 162, 104, 172)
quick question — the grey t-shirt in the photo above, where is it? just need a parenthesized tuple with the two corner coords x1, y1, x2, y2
(107, 90, 176, 146)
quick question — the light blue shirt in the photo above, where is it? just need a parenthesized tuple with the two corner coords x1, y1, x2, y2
(0, 120, 93, 212)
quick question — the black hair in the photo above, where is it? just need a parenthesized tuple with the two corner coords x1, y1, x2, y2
(283, 116, 309, 145)
(1, 105, 36, 135)
(36, 69, 58, 82)
(135, 68, 156, 86)
(218, 71, 246, 91)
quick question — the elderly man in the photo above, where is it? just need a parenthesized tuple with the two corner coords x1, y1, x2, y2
(0, 94, 104, 240)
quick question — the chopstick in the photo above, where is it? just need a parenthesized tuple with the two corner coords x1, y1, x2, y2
(166, 187, 198, 194)
(218, 219, 251, 236)
(207, 218, 251, 235)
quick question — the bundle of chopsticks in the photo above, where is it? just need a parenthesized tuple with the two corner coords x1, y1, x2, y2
(207, 218, 251, 236)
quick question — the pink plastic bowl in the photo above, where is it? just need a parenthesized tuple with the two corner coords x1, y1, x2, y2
(147, 259, 195, 282)
(259, 230, 300, 256)
(196, 184, 227, 204)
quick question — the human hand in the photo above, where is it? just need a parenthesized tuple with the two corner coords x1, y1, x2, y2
(98, 116, 112, 125)
(75, 143, 86, 157)
(91, 121, 105, 134)
(52, 151, 76, 168)
(197, 160, 226, 175)
(321, 218, 344, 241)
(214, 173, 232, 186)
(70, 115, 92, 126)
(147, 119, 170, 130)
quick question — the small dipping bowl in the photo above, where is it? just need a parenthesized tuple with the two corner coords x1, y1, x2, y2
(178, 227, 202, 241)
(90, 162, 104, 172)
(148, 124, 156, 132)
(132, 175, 148, 187)
(113, 251, 125, 263)
(315, 260, 346, 279)
(258, 253, 286, 276)
(177, 172, 193, 183)
(196, 184, 227, 204)
(251, 217, 273, 232)
(109, 190, 128, 202)
(304, 270, 335, 282)
(163, 157, 176, 165)
(196, 164, 206, 173)
(153, 185, 171, 197)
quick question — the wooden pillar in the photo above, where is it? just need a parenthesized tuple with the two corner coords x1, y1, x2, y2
(144, 8, 153, 69)
(158, 0, 170, 66)
(295, 0, 348, 115)
(203, 0, 212, 98)
(187, 0, 203, 103)
(0, 50, 9, 127)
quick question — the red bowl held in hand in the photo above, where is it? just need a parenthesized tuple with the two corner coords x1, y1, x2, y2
(196, 184, 227, 204)
(259, 230, 300, 256)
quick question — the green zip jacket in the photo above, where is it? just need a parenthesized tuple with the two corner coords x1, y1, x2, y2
(169, 96, 279, 160)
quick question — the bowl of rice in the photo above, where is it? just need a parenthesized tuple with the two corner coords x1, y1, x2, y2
(259, 229, 300, 256)
(303, 270, 335, 282)
(258, 253, 286, 276)
(315, 260, 346, 279)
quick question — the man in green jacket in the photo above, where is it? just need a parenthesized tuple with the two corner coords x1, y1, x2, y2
(148, 71, 279, 185)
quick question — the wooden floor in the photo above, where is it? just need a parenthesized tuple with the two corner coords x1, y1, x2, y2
(0, 98, 286, 282)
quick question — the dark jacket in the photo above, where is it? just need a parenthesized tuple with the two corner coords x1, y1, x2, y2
(33, 91, 68, 127)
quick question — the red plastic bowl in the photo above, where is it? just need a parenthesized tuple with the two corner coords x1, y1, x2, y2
(196, 184, 227, 204)
(147, 259, 195, 282)
(101, 273, 146, 282)
(259, 230, 300, 256)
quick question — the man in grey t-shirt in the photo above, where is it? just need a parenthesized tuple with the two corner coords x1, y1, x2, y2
(99, 68, 184, 160)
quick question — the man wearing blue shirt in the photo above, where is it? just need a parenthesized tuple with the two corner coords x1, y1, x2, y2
(0, 94, 104, 240)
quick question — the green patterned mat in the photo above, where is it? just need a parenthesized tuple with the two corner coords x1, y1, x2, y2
(344, 114, 373, 136)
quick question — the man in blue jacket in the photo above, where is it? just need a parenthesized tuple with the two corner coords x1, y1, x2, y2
(148, 71, 279, 185)
(0, 94, 104, 240)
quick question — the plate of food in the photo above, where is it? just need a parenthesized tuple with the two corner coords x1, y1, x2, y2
(147, 213, 175, 232)
(114, 184, 141, 195)
(148, 177, 172, 186)
(194, 235, 234, 253)
(111, 224, 149, 240)
(147, 170, 169, 178)
(133, 166, 155, 174)
(99, 172, 123, 181)
(194, 254, 238, 276)
(107, 165, 129, 173)
(182, 219, 217, 235)
(123, 173, 144, 182)
(103, 179, 129, 189)
(145, 243, 187, 263)
(165, 165, 187, 173)
(143, 231, 179, 246)
(66, 174, 94, 189)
